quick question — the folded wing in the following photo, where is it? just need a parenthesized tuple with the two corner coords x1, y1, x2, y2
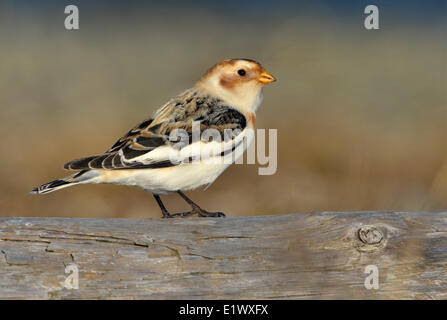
(64, 89, 247, 171)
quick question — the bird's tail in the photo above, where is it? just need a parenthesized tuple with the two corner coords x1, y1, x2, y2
(29, 170, 95, 195)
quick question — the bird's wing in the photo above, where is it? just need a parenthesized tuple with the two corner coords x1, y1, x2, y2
(63, 89, 248, 171)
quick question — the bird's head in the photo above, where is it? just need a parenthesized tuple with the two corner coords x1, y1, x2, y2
(195, 58, 276, 112)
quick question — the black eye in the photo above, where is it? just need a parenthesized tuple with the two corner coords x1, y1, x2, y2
(237, 69, 246, 76)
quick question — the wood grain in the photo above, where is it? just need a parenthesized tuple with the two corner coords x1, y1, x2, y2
(0, 212, 446, 299)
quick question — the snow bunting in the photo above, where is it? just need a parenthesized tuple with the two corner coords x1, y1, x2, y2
(30, 58, 276, 218)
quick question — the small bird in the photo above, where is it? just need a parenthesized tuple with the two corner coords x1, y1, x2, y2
(30, 58, 276, 218)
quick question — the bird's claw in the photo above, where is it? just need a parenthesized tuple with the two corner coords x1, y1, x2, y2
(171, 211, 195, 218)
(162, 209, 225, 218)
(198, 211, 226, 218)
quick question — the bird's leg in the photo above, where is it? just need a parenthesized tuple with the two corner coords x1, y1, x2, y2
(153, 194, 195, 218)
(176, 191, 226, 218)
(153, 194, 174, 218)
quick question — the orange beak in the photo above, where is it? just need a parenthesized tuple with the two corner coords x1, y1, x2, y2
(258, 71, 276, 84)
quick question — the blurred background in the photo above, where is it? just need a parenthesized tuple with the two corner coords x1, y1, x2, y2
(0, 0, 445, 218)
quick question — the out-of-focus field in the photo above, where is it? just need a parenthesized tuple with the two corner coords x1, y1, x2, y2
(0, 4, 446, 218)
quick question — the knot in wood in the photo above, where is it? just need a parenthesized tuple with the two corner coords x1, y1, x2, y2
(358, 225, 383, 244)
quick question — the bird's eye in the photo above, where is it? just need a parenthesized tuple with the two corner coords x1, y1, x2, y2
(237, 69, 246, 76)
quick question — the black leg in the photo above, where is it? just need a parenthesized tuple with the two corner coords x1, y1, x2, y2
(177, 191, 201, 209)
(177, 191, 225, 218)
(153, 194, 173, 218)
(153, 194, 196, 218)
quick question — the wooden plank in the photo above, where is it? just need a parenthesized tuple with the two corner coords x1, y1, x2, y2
(0, 212, 446, 299)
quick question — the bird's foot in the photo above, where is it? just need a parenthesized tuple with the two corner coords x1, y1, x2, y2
(164, 208, 225, 218)
(170, 211, 196, 218)
(198, 210, 225, 218)
(161, 212, 175, 219)
(161, 211, 197, 218)
(194, 207, 226, 218)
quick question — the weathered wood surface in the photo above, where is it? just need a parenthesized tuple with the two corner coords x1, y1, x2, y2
(0, 212, 446, 299)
